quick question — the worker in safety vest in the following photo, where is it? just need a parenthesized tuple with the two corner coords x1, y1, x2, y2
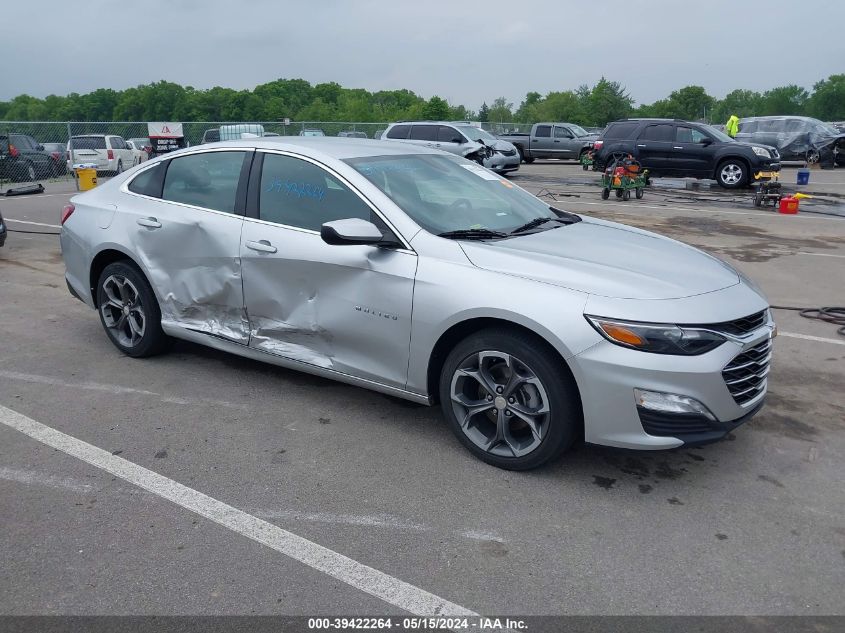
(725, 114, 740, 138)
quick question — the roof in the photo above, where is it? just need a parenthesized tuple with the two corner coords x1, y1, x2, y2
(200, 136, 443, 160)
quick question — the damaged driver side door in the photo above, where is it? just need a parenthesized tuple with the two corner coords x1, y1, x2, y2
(239, 151, 417, 389)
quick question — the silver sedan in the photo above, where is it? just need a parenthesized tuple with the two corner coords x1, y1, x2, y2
(60, 138, 773, 470)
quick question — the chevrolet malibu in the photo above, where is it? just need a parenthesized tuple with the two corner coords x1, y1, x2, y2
(60, 138, 774, 470)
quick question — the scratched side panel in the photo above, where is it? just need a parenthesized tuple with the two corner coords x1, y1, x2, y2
(240, 219, 416, 388)
(118, 195, 249, 344)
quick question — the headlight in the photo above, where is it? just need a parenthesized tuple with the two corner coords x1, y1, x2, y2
(585, 315, 726, 355)
(752, 146, 771, 158)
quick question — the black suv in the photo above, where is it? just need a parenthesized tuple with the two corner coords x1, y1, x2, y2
(0, 133, 54, 181)
(594, 119, 781, 189)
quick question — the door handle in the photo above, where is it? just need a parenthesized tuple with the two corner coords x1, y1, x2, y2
(636, 144, 646, 148)
(553, 140, 560, 143)
(673, 146, 683, 150)
(136, 217, 161, 229)
(245, 239, 277, 254)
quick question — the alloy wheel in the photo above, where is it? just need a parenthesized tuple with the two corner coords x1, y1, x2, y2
(720, 163, 743, 185)
(450, 351, 550, 458)
(100, 274, 146, 348)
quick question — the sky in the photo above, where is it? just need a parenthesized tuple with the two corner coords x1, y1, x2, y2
(4, 0, 845, 110)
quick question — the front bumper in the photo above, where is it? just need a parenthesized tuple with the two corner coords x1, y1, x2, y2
(485, 152, 521, 174)
(752, 161, 781, 180)
(571, 317, 774, 450)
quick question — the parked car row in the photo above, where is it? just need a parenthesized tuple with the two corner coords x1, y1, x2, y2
(66, 135, 147, 175)
(498, 122, 598, 163)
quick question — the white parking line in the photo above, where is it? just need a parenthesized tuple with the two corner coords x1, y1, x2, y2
(798, 251, 845, 259)
(779, 331, 845, 346)
(0, 404, 477, 617)
(3, 218, 62, 229)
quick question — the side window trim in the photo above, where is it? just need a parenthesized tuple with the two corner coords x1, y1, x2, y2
(247, 149, 413, 252)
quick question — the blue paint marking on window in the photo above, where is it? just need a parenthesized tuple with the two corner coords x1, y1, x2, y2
(264, 178, 326, 201)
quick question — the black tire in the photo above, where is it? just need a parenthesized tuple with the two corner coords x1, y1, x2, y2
(601, 188, 610, 200)
(753, 192, 763, 207)
(582, 163, 589, 171)
(622, 189, 631, 201)
(524, 156, 535, 164)
(96, 261, 169, 358)
(438, 328, 580, 470)
(715, 159, 749, 189)
(635, 188, 644, 199)
(615, 188, 623, 198)
(114, 160, 124, 176)
(516, 147, 525, 163)
(13, 161, 36, 182)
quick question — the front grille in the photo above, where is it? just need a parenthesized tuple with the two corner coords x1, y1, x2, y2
(497, 149, 517, 156)
(722, 338, 772, 405)
(699, 310, 768, 337)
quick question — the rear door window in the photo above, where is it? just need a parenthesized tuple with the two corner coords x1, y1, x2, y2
(437, 126, 462, 143)
(386, 125, 411, 139)
(534, 125, 551, 138)
(409, 125, 437, 141)
(640, 124, 674, 142)
(162, 151, 246, 213)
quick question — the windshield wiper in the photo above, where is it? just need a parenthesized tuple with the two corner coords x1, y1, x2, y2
(510, 210, 581, 235)
(438, 228, 509, 240)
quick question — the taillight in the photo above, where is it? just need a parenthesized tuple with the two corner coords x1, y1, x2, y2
(107, 149, 114, 160)
(61, 204, 75, 225)
(593, 140, 604, 150)
(9, 144, 19, 157)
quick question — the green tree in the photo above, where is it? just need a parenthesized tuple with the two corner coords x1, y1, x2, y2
(487, 97, 513, 123)
(585, 78, 633, 126)
(807, 74, 845, 120)
(421, 96, 450, 120)
(514, 92, 541, 122)
(760, 85, 808, 116)
(711, 89, 763, 123)
(477, 102, 489, 122)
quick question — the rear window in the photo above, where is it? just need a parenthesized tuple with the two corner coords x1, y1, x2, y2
(10, 134, 34, 149)
(386, 125, 411, 139)
(603, 122, 639, 139)
(71, 136, 107, 150)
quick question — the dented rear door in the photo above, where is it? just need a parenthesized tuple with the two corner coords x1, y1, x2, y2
(240, 151, 416, 389)
(125, 149, 251, 343)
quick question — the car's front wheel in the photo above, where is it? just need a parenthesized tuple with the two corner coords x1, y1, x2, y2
(716, 159, 748, 188)
(439, 328, 580, 470)
(96, 261, 169, 358)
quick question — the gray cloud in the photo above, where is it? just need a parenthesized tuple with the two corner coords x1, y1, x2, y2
(4, 0, 844, 109)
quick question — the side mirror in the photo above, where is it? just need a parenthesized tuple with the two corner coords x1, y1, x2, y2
(699, 137, 713, 146)
(321, 218, 386, 246)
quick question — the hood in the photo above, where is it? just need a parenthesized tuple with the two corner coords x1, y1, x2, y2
(459, 217, 740, 300)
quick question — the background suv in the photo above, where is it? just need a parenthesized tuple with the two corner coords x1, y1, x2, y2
(382, 121, 520, 175)
(594, 119, 781, 188)
(0, 133, 54, 181)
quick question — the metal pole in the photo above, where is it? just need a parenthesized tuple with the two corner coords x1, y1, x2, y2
(68, 121, 78, 192)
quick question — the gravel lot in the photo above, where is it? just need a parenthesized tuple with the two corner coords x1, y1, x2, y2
(1, 162, 843, 618)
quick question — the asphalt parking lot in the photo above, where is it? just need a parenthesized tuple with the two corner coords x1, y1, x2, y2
(1, 163, 844, 618)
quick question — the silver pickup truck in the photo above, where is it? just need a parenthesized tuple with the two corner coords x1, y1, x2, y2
(499, 123, 599, 163)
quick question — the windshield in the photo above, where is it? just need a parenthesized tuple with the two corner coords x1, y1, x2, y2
(455, 126, 496, 142)
(570, 125, 590, 137)
(345, 154, 562, 235)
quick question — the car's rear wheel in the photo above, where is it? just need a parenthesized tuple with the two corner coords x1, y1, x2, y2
(115, 160, 123, 175)
(439, 328, 580, 470)
(523, 156, 535, 164)
(96, 261, 169, 358)
(716, 159, 748, 189)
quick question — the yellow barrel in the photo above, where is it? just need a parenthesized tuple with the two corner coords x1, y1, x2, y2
(76, 167, 97, 191)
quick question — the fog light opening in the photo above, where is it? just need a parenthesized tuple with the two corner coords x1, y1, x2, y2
(634, 389, 716, 422)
